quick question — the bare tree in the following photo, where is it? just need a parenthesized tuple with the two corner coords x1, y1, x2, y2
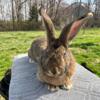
(0, 1, 5, 20)
(14, 0, 28, 22)
(53, 0, 62, 22)
(48, 0, 55, 17)
(24, 1, 27, 20)
(28, 0, 32, 10)
(95, 0, 100, 19)
(11, 0, 15, 30)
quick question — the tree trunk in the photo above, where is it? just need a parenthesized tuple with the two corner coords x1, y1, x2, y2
(11, 0, 15, 30)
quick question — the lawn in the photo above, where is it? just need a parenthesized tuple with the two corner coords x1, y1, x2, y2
(0, 28, 100, 79)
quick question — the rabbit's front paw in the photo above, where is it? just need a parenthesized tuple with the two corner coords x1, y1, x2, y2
(60, 81, 72, 90)
(60, 84, 72, 90)
(29, 58, 34, 63)
(48, 85, 59, 92)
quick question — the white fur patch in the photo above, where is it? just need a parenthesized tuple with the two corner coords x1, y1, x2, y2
(29, 58, 35, 63)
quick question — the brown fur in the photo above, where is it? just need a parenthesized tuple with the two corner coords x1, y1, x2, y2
(28, 37, 76, 87)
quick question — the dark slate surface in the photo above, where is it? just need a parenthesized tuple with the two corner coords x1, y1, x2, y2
(9, 54, 100, 100)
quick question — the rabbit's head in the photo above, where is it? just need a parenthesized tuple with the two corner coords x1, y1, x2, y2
(39, 7, 93, 78)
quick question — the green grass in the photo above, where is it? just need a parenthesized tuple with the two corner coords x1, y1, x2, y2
(0, 28, 100, 79)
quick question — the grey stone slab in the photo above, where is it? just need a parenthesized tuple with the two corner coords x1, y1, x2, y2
(9, 54, 100, 100)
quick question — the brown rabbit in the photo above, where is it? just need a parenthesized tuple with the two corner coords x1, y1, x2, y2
(28, 7, 93, 91)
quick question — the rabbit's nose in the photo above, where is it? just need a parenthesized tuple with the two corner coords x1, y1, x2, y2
(52, 71, 56, 75)
(51, 69, 57, 75)
(47, 68, 61, 77)
(47, 70, 54, 77)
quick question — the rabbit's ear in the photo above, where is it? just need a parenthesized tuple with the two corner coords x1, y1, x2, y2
(39, 7, 56, 45)
(59, 13, 93, 47)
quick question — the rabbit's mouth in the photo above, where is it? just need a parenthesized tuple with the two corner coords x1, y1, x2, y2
(37, 65, 68, 86)
(44, 66, 67, 78)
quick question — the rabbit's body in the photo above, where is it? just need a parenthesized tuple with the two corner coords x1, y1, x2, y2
(28, 38, 76, 86)
(28, 8, 93, 91)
